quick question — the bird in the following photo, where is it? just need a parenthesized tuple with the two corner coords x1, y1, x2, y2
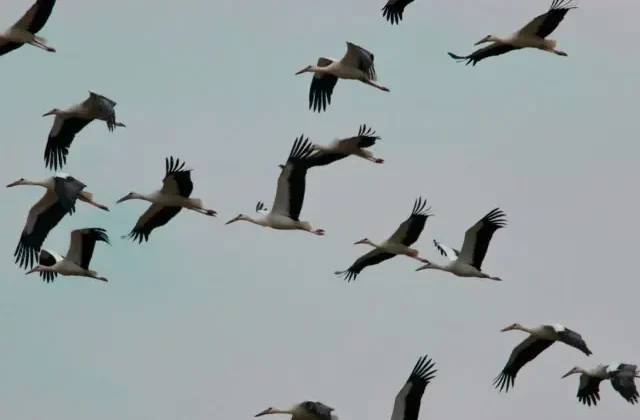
(25, 228, 110, 283)
(390, 355, 437, 420)
(447, 0, 576, 66)
(254, 401, 338, 420)
(7, 173, 109, 270)
(225, 135, 325, 236)
(335, 197, 433, 282)
(0, 0, 57, 58)
(117, 157, 217, 243)
(295, 41, 390, 112)
(304, 124, 384, 167)
(562, 363, 640, 406)
(415, 208, 507, 281)
(382, 0, 415, 25)
(494, 323, 593, 393)
(42, 91, 126, 171)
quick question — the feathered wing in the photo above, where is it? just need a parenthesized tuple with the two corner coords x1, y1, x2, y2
(609, 364, 639, 404)
(309, 57, 338, 112)
(447, 44, 519, 66)
(493, 336, 555, 393)
(335, 248, 396, 282)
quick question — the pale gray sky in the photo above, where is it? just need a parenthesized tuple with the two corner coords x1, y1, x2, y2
(1, 0, 638, 419)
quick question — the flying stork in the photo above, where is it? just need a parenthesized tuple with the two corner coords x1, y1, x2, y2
(415, 208, 507, 281)
(42, 91, 126, 171)
(447, 0, 576, 66)
(117, 157, 217, 243)
(7, 173, 109, 269)
(0, 0, 57, 58)
(389, 355, 437, 420)
(562, 363, 639, 406)
(225, 135, 325, 235)
(494, 323, 592, 393)
(304, 124, 384, 167)
(382, 0, 416, 25)
(295, 42, 390, 112)
(335, 197, 433, 282)
(25, 228, 110, 283)
(255, 401, 338, 420)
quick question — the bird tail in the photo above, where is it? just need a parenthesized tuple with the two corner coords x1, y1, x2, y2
(80, 191, 94, 201)
(87, 270, 98, 276)
(34, 35, 47, 43)
(544, 39, 557, 49)
(189, 198, 203, 208)
(331, 414, 339, 420)
(298, 221, 312, 231)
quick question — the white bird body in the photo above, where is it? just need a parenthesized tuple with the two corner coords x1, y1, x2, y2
(305, 125, 383, 167)
(416, 208, 507, 281)
(25, 228, 110, 283)
(562, 363, 640, 406)
(6, 174, 107, 211)
(0, 0, 57, 57)
(448, 0, 575, 66)
(118, 157, 217, 243)
(226, 136, 324, 235)
(296, 42, 389, 112)
(255, 401, 338, 420)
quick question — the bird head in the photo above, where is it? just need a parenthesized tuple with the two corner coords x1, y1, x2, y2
(6, 177, 26, 188)
(116, 192, 140, 203)
(25, 265, 45, 275)
(42, 108, 61, 117)
(225, 214, 247, 225)
(255, 407, 292, 417)
(415, 261, 433, 271)
(353, 238, 371, 245)
(500, 323, 522, 332)
(475, 35, 496, 45)
(295, 65, 313, 75)
(561, 367, 582, 379)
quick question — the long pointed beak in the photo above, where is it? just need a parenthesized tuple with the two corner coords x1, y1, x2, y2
(115, 196, 128, 204)
(415, 264, 428, 271)
(561, 371, 574, 379)
(42, 111, 54, 117)
(25, 267, 39, 275)
(295, 68, 308, 75)
(225, 217, 239, 225)
(474, 39, 488, 46)
(6, 181, 19, 188)
(499, 326, 511, 332)
(254, 409, 271, 417)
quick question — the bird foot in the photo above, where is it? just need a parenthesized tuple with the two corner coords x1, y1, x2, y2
(374, 158, 384, 164)
(205, 209, 218, 216)
(313, 229, 325, 236)
(47, 47, 56, 52)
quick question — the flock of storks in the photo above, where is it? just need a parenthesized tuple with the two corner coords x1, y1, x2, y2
(2, 0, 637, 416)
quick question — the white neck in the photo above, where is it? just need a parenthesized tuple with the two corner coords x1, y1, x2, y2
(243, 215, 269, 227)
(24, 179, 51, 188)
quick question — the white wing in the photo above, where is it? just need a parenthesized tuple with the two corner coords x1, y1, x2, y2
(66, 229, 85, 266)
(340, 42, 376, 80)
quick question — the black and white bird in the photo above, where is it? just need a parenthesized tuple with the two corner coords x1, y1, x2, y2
(7, 173, 109, 269)
(295, 42, 390, 112)
(226, 136, 325, 236)
(335, 197, 433, 282)
(255, 401, 338, 420)
(390, 355, 437, 420)
(0, 0, 57, 57)
(25, 228, 110, 283)
(494, 323, 593, 393)
(382, 0, 415, 25)
(42, 91, 126, 171)
(305, 124, 384, 167)
(562, 363, 640, 406)
(415, 208, 507, 281)
(117, 157, 217, 243)
(448, 0, 576, 66)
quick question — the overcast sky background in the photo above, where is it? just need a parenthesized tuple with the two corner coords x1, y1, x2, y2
(1, 0, 638, 419)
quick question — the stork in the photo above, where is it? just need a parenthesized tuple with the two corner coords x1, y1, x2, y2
(25, 228, 110, 282)
(390, 355, 437, 420)
(42, 91, 126, 171)
(494, 323, 592, 393)
(562, 363, 639, 406)
(7, 173, 108, 269)
(225, 136, 325, 235)
(448, 0, 576, 66)
(305, 124, 384, 167)
(117, 157, 217, 243)
(295, 42, 390, 112)
(0, 0, 57, 57)
(335, 197, 432, 282)
(382, 0, 415, 25)
(415, 208, 507, 281)
(255, 401, 338, 420)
